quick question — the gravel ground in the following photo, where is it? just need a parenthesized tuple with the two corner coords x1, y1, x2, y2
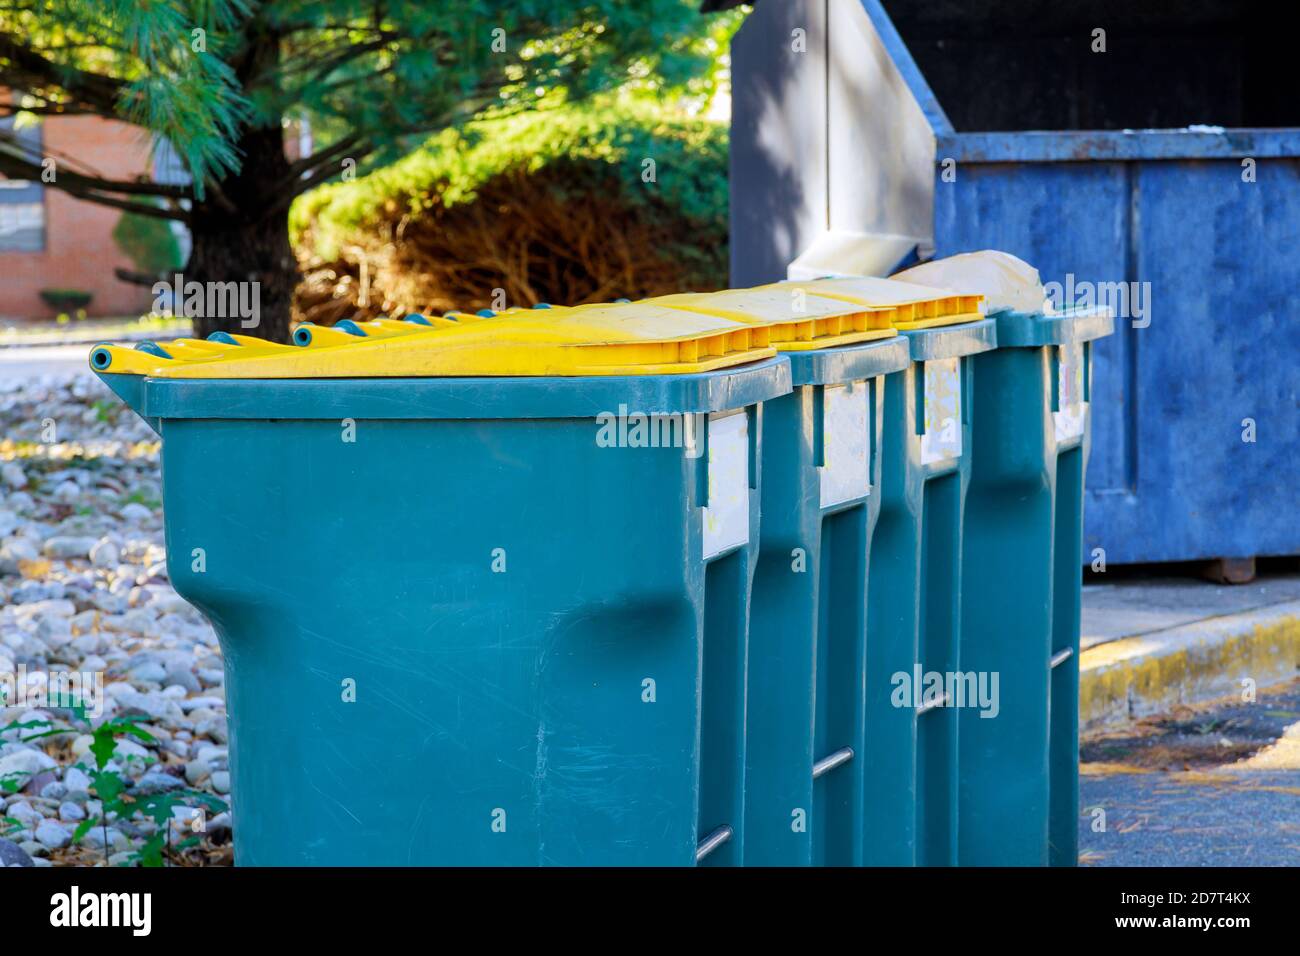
(1, 372, 232, 867)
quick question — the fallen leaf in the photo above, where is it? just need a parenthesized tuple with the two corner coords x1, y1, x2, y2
(18, 558, 51, 579)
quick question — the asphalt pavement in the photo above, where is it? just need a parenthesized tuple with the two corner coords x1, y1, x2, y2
(1080, 678, 1300, 865)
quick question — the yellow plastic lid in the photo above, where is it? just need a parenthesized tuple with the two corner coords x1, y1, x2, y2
(639, 287, 895, 350)
(149, 337, 298, 361)
(90, 303, 776, 378)
(782, 277, 984, 330)
(87, 335, 298, 375)
(292, 315, 463, 347)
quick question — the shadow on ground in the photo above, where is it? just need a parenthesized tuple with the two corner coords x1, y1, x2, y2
(1079, 678, 1300, 866)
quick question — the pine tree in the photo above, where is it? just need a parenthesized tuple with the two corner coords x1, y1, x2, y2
(0, 1, 721, 340)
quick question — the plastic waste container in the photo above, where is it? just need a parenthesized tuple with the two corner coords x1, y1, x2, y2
(644, 286, 906, 865)
(894, 252, 1114, 865)
(784, 278, 993, 866)
(955, 304, 1113, 867)
(867, 320, 997, 867)
(90, 306, 791, 866)
(632, 280, 981, 865)
(745, 336, 909, 865)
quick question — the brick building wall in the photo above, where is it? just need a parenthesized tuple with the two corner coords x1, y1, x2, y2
(1, 97, 157, 320)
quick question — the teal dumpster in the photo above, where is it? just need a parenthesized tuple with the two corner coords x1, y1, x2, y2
(958, 305, 1114, 866)
(744, 335, 910, 865)
(864, 319, 997, 866)
(90, 308, 791, 866)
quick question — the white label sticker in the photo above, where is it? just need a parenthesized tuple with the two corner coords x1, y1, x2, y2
(820, 381, 870, 507)
(1054, 343, 1087, 442)
(920, 357, 962, 465)
(702, 411, 750, 559)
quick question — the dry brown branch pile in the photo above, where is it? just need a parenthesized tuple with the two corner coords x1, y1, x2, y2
(292, 162, 728, 324)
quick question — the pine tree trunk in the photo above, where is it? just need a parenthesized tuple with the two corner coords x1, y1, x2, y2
(184, 23, 296, 344)
(184, 122, 297, 343)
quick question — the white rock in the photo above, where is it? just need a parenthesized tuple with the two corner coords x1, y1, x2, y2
(102, 681, 139, 700)
(182, 696, 226, 714)
(0, 749, 57, 793)
(34, 819, 71, 849)
(134, 772, 185, 796)
(111, 739, 151, 763)
(36, 615, 73, 647)
(64, 766, 91, 792)
(195, 718, 228, 744)
(92, 592, 128, 614)
(42, 536, 97, 560)
(128, 661, 167, 684)
(89, 539, 120, 569)
(52, 481, 81, 503)
(196, 745, 227, 763)
(154, 596, 193, 618)
(39, 781, 68, 801)
(16, 598, 75, 620)
(104, 610, 158, 637)
(1, 463, 26, 489)
(1, 538, 39, 563)
(128, 693, 183, 724)
(119, 503, 153, 523)
(70, 633, 102, 656)
(8, 801, 44, 828)
(81, 826, 129, 851)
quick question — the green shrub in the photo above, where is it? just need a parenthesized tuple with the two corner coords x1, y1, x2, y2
(112, 206, 183, 276)
(39, 288, 93, 313)
(291, 100, 729, 320)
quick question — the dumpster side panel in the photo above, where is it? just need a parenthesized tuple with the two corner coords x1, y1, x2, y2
(162, 417, 705, 866)
(729, 0, 828, 286)
(1127, 158, 1300, 561)
(931, 161, 1131, 500)
(826, 0, 935, 250)
(934, 156, 1300, 563)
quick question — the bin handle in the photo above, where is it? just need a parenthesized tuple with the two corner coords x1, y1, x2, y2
(916, 691, 950, 715)
(695, 825, 733, 863)
(812, 746, 854, 780)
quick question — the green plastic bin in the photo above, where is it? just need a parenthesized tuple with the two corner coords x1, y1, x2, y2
(958, 306, 1114, 866)
(864, 318, 997, 866)
(743, 335, 911, 865)
(90, 310, 793, 866)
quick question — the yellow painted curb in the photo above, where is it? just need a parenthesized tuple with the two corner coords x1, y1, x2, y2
(1079, 602, 1300, 728)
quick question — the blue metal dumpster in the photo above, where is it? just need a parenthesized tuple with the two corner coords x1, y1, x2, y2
(90, 315, 792, 866)
(730, 0, 1300, 566)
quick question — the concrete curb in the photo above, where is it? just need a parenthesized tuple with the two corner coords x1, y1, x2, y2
(1079, 600, 1300, 728)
